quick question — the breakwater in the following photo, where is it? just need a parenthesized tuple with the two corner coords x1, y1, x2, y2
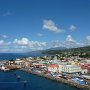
(21, 68, 90, 90)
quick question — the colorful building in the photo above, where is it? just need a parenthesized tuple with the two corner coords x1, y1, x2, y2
(48, 64, 58, 73)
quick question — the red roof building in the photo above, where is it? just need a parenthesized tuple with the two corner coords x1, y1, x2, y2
(48, 64, 58, 73)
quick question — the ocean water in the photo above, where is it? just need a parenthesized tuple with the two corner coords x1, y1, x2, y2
(0, 53, 44, 60)
(0, 70, 82, 90)
(0, 53, 82, 90)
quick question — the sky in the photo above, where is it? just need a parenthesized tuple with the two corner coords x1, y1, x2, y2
(0, 0, 90, 53)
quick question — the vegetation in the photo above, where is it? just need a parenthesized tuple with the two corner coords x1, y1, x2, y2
(42, 46, 90, 58)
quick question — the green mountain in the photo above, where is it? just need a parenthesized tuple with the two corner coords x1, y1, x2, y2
(42, 46, 90, 58)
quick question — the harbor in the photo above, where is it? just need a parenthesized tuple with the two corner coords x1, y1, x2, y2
(0, 70, 83, 90)
(21, 68, 90, 90)
(0, 55, 90, 90)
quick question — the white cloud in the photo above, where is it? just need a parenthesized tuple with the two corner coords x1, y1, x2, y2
(85, 36, 90, 45)
(0, 40, 4, 45)
(0, 35, 90, 53)
(29, 41, 47, 47)
(0, 38, 47, 53)
(66, 35, 76, 42)
(0, 39, 11, 53)
(86, 36, 90, 41)
(43, 19, 64, 33)
(49, 40, 64, 48)
(64, 35, 90, 48)
(69, 25, 76, 31)
(37, 33, 43, 37)
(14, 38, 29, 45)
(12, 36, 89, 52)
(65, 35, 79, 48)
(2, 35, 8, 38)
(13, 37, 47, 49)
(0, 40, 10, 46)
(0, 34, 8, 38)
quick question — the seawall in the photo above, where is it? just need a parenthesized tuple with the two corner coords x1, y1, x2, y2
(20, 68, 90, 90)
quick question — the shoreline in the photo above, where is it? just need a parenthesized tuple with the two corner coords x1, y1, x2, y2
(20, 68, 90, 90)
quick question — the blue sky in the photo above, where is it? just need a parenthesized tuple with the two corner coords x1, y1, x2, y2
(0, 0, 90, 52)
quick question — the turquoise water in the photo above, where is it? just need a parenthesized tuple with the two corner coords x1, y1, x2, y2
(0, 70, 82, 90)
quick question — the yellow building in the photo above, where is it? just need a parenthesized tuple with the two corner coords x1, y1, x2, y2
(59, 65, 81, 73)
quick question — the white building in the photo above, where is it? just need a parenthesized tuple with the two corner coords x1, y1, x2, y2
(15, 60, 25, 65)
(59, 65, 81, 74)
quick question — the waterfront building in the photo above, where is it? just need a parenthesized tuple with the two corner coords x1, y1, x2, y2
(48, 64, 58, 73)
(15, 60, 25, 65)
(31, 62, 46, 68)
(59, 65, 81, 74)
(58, 65, 63, 73)
(80, 63, 90, 74)
(15, 60, 26, 68)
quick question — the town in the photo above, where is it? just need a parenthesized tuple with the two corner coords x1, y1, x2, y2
(0, 54, 90, 90)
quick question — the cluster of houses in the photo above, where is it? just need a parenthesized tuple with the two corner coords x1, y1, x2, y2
(0, 55, 90, 78)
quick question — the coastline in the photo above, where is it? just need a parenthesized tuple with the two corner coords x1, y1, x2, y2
(0, 53, 90, 90)
(20, 68, 90, 90)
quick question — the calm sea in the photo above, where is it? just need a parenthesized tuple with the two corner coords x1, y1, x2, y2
(0, 53, 44, 60)
(0, 53, 82, 90)
(0, 70, 82, 90)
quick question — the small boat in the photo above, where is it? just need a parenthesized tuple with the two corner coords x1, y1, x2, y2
(23, 80, 27, 86)
(17, 75, 21, 79)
